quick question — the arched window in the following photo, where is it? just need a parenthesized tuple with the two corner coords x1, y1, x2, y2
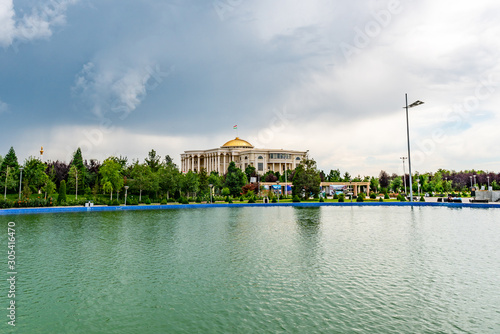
(258, 156, 263, 159)
(296, 157, 301, 160)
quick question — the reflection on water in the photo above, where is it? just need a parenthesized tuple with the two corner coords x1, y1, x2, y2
(11, 206, 500, 333)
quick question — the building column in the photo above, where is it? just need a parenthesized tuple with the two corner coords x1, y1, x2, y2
(217, 153, 220, 174)
(223, 154, 226, 174)
(197, 156, 200, 172)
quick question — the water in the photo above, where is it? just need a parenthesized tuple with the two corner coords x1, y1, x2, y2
(5, 206, 500, 333)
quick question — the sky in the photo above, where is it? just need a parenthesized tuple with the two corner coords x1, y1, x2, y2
(1, 0, 499, 177)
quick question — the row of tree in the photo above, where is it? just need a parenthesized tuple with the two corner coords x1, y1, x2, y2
(1, 146, 499, 202)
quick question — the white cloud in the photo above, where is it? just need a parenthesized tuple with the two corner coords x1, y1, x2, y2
(0, 99, 8, 113)
(0, 0, 78, 47)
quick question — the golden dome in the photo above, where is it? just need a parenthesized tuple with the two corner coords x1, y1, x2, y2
(221, 137, 254, 148)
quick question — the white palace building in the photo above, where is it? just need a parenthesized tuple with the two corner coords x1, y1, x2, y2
(180, 137, 308, 175)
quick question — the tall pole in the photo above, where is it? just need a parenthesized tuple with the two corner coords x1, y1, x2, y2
(19, 168, 23, 200)
(405, 94, 414, 203)
(75, 169, 78, 200)
(400, 157, 407, 195)
(4, 167, 8, 199)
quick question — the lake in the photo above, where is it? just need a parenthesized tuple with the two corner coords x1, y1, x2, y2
(7, 206, 500, 333)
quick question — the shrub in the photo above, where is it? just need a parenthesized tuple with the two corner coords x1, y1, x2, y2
(239, 196, 244, 202)
(338, 193, 345, 202)
(57, 180, 67, 205)
(384, 193, 390, 200)
(248, 197, 256, 204)
(319, 197, 324, 202)
(0, 198, 14, 208)
(333, 193, 338, 199)
(272, 198, 277, 203)
(144, 198, 152, 205)
(160, 199, 167, 205)
(370, 193, 377, 199)
(356, 196, 364, 202)
(379, 197, 383, 202)
(195, 196, 202, 203)
(108, 199, 120, 206)
(224, 196, 230, 203)
(228, 199, 233, 204)
(420, 196, 425, 202)
(292, 195, 301, 203)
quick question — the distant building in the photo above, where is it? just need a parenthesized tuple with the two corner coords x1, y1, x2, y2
(181, 137, 308, 175)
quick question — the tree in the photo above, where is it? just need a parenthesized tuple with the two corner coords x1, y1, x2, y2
(224, 161, 247, 197)
(182, 171, 199, 197)
(264, 171, 278, 182)
(23, 157, 49, 194)
(130, 162, 153, 202)
(42, 180, 56, 199)
(158, 160, 181, 199)
(292, 159, 321, 200)
(245, 165, 256, 182)
(370, 176, 379, 193)
(207, 171, 223, 195)
(379, 170, 389, 191)
(57, 180, 67, 204)
(145, 149, 161, 172)
(100, 157, 123, 200)
(327, 169, 341, 182)
(390, 176, 402, 193)
(0, 147, 19, 193)
(342, 172, 351, 182)
(70, 148, 87, 189)
(198, 168, 209, 196)
(2, 166, 16, 199)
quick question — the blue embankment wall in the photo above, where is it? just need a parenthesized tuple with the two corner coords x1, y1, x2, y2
(0, 201, 498, 216)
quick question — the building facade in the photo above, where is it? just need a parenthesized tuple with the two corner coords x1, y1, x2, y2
(181, 137, 308, 175)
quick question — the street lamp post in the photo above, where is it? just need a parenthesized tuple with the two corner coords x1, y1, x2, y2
(404, 94, 424, 203)
(19, 167, 24, 200)
(124, 186, 129, 206)
(400, 157, 407, 195)
(75, 169, 78, 200)
(473, 175, 477, 188)
(276, 181, 280, 203)
(417, 179, 420, 196)
(209, 184, 213, 203)
(487, 176, 490, 189)
(470, 176, 473, 189)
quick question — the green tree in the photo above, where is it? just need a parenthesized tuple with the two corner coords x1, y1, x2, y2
(0, 147, 19, 193)
(182, 171, 199, 197)
(145, 149, 161, 172)
(67, 165, 80, 198)
(23, 157, 49, 194)
(198, 168, 209, 196)
(327, 169, 341, 182)
(57, 180, 67, 204)
(342, 172, 351, 182)
(42, 179, 57, 200)
(130, 162, 153, 202)
(2, 166, 16, 199)
(208, 171, 223, 195)
(100, 157, 123, 200)
(224, 162, 247, 197)
(70, 148, 87, 187)
(390, 176, 402, 193)
(244, 165, 256, 182)
(370, 176, 379, 193)
(292, 159, 321, 200)
(158, 161, 181, 199)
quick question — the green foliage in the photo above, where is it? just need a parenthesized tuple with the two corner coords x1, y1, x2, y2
(239, 196, 244, 202)
(319, 197, 324, 202)
(420, 196, 425, 202)
(338, 193, 345, 202)
(248, 197, 256, 203)
(100, 157, 123, 200)
(228, 199, 233, 204)
(356, 196, 364, 202)
(292, 158, 321, 200)
(221, 187, 231, 197)
(271, 197, 277, 203)
(370, 193, 377, 199)
(144, 198, 152, 205)
(57, 180, 67, 204)
(384, 193, 390, 200)
(224, 161, 247, 197)
(160, 199, 167, 204)
(292, 195, 301, 203)
(145, 149, 161, 172)
(379, 197, 383, 202)
(333, 193, 338, 199)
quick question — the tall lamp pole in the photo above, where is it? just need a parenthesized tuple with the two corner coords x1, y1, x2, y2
(404, 94, 424, 203)
(124, 186, 129, 206)
(400, 157, 407, 195)
(19, 167, 24, 200)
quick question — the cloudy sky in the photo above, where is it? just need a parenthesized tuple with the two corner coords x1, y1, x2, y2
(1, 0, 499, 176)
